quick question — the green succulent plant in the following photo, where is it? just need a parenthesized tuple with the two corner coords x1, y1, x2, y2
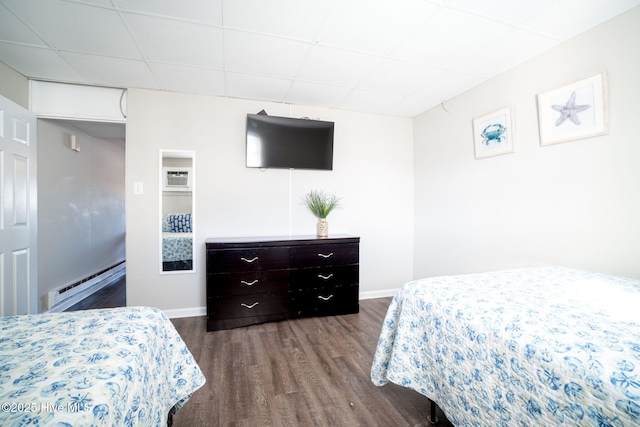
(302, 190, 342, 219)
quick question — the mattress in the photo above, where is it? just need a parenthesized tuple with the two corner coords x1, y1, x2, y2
(162, 231, 193, 262)
(0, 306, 205, 426)
(371, 267, 640, 426)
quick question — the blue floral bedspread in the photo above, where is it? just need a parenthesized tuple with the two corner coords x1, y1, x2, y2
(371, 267, 640, 426)
(0, 306, 205, 426)
(162, 232, 193, 262)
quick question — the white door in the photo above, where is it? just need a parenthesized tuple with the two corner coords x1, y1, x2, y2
(0, 95, 37, 316)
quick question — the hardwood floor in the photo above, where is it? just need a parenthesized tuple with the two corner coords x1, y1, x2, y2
(63, 275, 126, 311)
(170, 298, 455, 427)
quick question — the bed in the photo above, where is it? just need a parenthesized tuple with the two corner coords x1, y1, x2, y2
(371, 267, 640, 426)
(162, 213, 193, 270)
(0, 306, 205, 426)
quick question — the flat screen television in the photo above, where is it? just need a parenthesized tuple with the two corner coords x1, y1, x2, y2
(246, 114, 334, 170)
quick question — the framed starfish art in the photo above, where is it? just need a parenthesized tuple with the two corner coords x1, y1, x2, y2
(537, 72, 609, 146)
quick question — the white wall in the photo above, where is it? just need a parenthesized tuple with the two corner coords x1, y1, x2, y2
(38, 119, 126, 311)
(0, 61, 28, 109)
(413, 6, 640, 280)
(126, 90, 414, 311)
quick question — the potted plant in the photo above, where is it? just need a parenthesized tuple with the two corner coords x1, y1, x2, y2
(302, 190, 342, 237)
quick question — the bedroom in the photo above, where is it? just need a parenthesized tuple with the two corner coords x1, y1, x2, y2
(128, 3, 638, 314)
(1, 1, 639, 425)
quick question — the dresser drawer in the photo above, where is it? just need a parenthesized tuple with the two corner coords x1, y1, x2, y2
(208, 291, 292, 320)
(207, 270, 290, 296)
(207, 247, 289, 273)
(289, 243, 359, 268)
(289, 265, 358, 291)
(292, 284, 359, 317)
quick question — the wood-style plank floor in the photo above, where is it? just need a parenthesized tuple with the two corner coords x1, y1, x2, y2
(171, 298, 455, 427)
(63, 275, 126, 311)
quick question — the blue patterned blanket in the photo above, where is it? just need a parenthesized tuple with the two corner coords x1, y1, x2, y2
(162, 232, 193, 262)
(371, 267, 640, 426)
(0, 306, 205, 426)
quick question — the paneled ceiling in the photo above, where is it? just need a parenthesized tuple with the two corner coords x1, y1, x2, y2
(1, 0, 639, 119)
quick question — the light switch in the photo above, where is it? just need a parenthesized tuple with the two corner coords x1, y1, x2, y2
(134, 182, 144, 195)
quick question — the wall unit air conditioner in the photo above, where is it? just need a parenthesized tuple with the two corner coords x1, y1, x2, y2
(163, 167, 192, 192)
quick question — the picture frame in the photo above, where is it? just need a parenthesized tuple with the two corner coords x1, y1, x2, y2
(537, 72, 609, 146)
(472, 106, 515, 159)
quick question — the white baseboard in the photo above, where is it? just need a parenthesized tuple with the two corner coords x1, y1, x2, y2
(163, 306, 206, 319)
(162, 290, 399, 320)
(359, 288, 400, 300)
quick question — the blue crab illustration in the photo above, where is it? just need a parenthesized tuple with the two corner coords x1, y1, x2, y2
(481, 123, 506, 145)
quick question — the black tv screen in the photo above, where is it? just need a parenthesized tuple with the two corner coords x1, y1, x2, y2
(246, 114, 334, 170)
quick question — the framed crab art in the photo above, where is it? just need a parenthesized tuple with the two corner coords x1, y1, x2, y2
(537, 72, 609, 146)
(472, 106, 515, 159)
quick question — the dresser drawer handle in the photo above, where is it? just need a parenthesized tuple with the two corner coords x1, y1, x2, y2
(317, 295, 334, 301)
(241, 302, 259, 309)
(241, 280, 258, 286)
(318, 253, 333, 259)
(318, 274, 333, 280)
(241, 257, 258, 263)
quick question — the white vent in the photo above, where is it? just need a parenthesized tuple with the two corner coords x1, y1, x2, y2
(163, 167, 191, 191)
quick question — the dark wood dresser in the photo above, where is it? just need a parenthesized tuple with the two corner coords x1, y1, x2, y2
(205, 235, 360, 331)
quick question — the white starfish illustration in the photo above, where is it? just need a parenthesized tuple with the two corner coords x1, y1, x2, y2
(551, 91, 591, 126)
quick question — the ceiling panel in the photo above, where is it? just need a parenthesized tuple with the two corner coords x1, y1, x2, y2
(62, 52, 159, 89)
(0, 3, 46, 46)
(284, 80, 352, 108)
(3, 0, 142, 59)
(225, 72, 292, 102)
(150, 63, 225, 96)
(222, 0, 332, 42)
(445, 0, 559, 26)
(296, 45, 385, 87)
(123, 13, 224, 68)
(115, 0, 223, 25)
(337, 89, 405, 115)
(392, 7, 514, 69)
(315, 0, 439, 55)
(224, 30, 310, 78)
(358, 59, 447, 96)
(454, 29, 560, 77)
(0, 42, 88, 82)
(521, 0, 640, 39)
(68, 0, 114, 6)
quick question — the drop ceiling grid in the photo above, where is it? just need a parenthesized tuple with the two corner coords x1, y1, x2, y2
(0, 0, 638, 117)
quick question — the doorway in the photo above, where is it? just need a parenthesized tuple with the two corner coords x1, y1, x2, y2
(39, 119, 127, 312)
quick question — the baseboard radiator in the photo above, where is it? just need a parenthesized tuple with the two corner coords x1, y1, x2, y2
(47, 261, 126, 312)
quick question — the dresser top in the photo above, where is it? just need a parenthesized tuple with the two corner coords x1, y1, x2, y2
(206, 234, 359, 248)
